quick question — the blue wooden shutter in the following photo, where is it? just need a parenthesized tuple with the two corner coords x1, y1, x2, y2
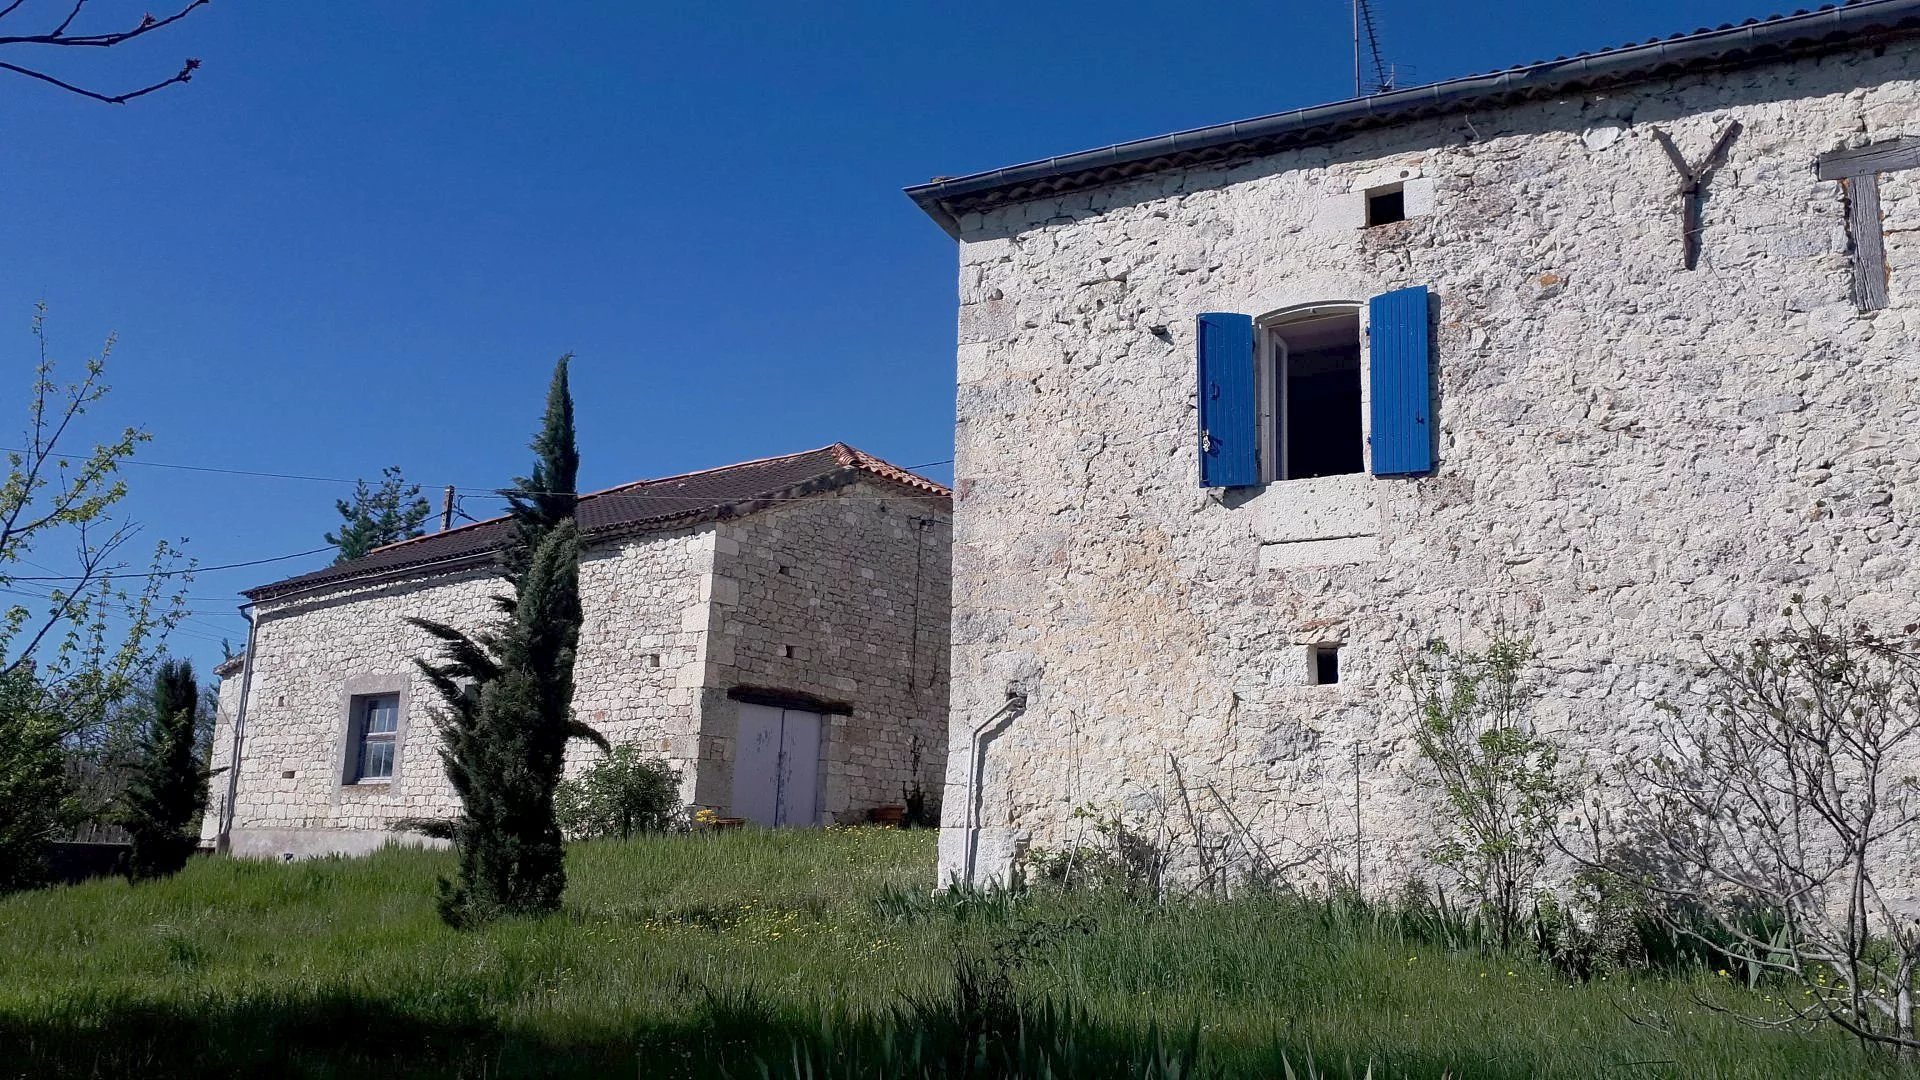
(1368, 286, 1433, 477)
(1196, 312, 1258, 487)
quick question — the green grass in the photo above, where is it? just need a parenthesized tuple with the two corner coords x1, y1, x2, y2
(0, 829, 1900, 1078)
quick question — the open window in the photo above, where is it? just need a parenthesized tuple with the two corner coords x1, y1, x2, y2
(1260, 309, 1364, 481)
(1196, 286, 1430, 488)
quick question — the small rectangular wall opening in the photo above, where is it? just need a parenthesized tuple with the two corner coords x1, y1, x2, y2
(1310, 644, 1341, 685)
(1366, 184, 1406, 226)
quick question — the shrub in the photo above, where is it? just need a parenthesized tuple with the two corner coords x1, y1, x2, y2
(1532, 867, 1647, 980)
(1024, 803, 1167, 898)
(901, 735, 941, 828)
(554, 744, 683, 840)
(1402, 634, 1574, 949)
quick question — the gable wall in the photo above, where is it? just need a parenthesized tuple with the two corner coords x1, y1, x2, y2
(938, 43, 1920, 888)
(698, 480, 953, 822)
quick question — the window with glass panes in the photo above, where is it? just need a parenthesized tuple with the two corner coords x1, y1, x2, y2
(353, 694, 399, 782)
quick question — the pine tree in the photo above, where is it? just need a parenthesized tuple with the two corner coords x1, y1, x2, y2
(408, 356, 602, 926)
(327, 466, 432, 563)
(120, 659, 209, 880)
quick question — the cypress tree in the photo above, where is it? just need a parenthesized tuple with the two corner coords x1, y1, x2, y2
(408, 356, 602, 926)
(121, 659, 208, 880)
(500, 355, 578, 589)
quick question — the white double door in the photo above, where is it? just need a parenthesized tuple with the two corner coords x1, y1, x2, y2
(731, 703, 823, 827)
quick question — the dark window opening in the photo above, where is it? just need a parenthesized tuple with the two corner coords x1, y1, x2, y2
(1271, 313, 1364, 480)
(1312, 645, 1341, 686)
(1366, 186, 1405, 226)
(782, 644, 796, 659)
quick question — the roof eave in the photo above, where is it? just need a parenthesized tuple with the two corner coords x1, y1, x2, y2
(242, 550, 497, 603)
(906, 0, 1920, 237)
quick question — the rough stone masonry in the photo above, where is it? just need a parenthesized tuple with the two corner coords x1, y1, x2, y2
(916, 11, 1920, 891)
(205, 449, 951, 858)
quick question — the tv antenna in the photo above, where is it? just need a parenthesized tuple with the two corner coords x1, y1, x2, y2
(1351, 0, 1397, 97)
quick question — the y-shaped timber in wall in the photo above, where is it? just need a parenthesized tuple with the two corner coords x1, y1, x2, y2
(1818, 136, 1920, 312)
(1652, 122, 1742, 272)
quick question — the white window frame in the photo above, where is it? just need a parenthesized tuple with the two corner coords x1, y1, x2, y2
(351, 693, 400, 783)
(1255, 301, 1368, 484)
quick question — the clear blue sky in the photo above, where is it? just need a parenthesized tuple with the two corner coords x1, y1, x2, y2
(0, 0, 1766, 673)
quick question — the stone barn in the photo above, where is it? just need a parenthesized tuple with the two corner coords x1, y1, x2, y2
(204, 444, 950, 858)
(908, 3, 1920, 887)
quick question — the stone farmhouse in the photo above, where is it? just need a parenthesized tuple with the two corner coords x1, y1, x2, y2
(909, 2, 1920, 887)
(203, 444, 951, 858)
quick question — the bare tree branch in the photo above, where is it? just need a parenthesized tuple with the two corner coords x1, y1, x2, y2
(1572, 603, 1920, 1056)
(0, 0, 206, 104)
(48, 0, 86, 38)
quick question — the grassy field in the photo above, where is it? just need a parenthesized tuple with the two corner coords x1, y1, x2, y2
(0, 828, 1901, 1078)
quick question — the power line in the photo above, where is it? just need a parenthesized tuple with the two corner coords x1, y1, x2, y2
(5, 546, 334, 583)
(1, 446, 365, 487)
(1, 578, 244, 614)
(0, 584, 240, 646)
(1, 589, 244, 617)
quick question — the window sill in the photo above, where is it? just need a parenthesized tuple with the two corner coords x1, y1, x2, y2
(344, 778, 393, 788)
(1243, 472, 1379, 544)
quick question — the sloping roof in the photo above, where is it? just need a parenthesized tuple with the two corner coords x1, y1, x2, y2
(907, 0, 1920, 235)
(245, 444, 949, 602)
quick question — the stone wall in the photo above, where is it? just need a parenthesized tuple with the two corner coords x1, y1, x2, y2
(198, 665, 244, 847)
(937, 43, 1920, 889)
(696, 480, 952, 822)
(219, 527, 715, 857)
(214, 477, 952, 857)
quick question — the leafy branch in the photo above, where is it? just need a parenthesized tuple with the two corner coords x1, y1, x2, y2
(1, 305, 190, 739)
